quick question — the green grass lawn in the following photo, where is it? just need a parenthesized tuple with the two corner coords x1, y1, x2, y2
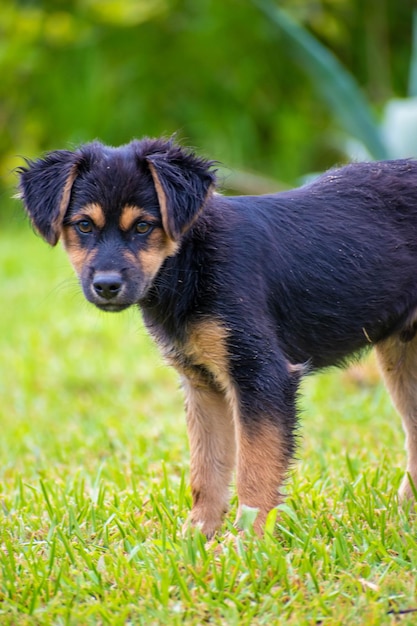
(1, 222, 416, 625)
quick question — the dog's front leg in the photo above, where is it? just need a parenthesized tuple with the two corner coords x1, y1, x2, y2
(183, 380, 236, 539)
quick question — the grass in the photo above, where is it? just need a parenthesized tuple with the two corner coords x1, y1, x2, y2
(1, 221, 417, 625)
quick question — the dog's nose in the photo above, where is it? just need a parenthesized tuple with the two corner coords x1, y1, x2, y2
(92, 272, 123, 300)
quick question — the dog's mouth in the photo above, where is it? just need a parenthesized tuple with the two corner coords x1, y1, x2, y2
(94, 302, 132, 313)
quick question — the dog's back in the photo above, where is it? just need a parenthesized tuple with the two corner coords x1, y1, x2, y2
(190, 160, 417, 369)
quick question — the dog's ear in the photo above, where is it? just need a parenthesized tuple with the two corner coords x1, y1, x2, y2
(145, 143, 216, 241)
(18, 150, 81, 246)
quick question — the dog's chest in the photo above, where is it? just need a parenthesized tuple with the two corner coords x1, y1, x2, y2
(147, 318, 230, 390)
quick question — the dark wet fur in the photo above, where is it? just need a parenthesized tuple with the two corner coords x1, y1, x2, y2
(18, 139, 417, 535)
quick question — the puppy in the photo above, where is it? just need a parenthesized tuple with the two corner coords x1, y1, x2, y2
(18, 138, 417, 537)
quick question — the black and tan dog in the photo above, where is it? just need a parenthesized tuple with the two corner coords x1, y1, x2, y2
(18, 138, 417, 536)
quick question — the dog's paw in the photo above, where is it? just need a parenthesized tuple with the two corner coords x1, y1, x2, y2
(398, 472, 417, 502)
(182, 508, 225, 540)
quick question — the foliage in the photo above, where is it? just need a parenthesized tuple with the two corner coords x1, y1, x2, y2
(2, 3, 417, 621)
(255, 0, 388, 160)
(1, 211, 417, 624)
(0, 0, 414, 213)
(257, 1, 417, 162)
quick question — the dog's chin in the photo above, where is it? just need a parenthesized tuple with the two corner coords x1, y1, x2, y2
(93, 302, 133, 313)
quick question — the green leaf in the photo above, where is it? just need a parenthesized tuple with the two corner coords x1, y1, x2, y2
(408, 10, 417, 97)
(237, 505, 259, 533)
(254, 0, 388, 160)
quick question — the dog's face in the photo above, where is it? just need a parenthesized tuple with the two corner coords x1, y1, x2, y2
(18, 139, 215, 310)
(59, 147, 179, 311)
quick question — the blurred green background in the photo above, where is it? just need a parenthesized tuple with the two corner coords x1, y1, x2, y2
(1, 0, 416, 216)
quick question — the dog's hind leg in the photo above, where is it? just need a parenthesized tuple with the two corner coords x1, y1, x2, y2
(376, 335, 417, 500)
(231, 351, 301, 536)
(183, 381, 236, 538)
(234, 416, 294, 535)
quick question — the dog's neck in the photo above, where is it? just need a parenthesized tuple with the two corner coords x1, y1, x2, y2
(139, 228, 207, 342)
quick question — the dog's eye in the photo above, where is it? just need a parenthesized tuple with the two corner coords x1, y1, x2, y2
(135, 222, 152, 235)
(76, 220, 93, 234)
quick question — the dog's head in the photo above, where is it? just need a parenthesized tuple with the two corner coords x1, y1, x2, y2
(18, 138, 216, 311)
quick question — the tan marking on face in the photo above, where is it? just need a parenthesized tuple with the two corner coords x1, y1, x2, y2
(61, 225, 92, 275)
(119, 205, 153, 231)
(235, 419, 289, 535)
(71, 203, 106, 229)
(137, 228, 179, 281)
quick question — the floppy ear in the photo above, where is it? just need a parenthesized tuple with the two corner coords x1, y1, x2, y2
(18, 150, 80, 246)
(146, 145, 216, 241)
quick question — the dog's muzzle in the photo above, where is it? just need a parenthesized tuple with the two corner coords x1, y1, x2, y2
(88, 271, 130, 312)
(93, 272, 123, 300)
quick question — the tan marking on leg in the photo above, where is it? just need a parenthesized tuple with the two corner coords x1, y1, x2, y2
(177, 320, 239, 537)
(376, 336, 417, 500)
(184, 380, 236, 538)
(186, 319, 231, 392)
(235, 419, 289, 535)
